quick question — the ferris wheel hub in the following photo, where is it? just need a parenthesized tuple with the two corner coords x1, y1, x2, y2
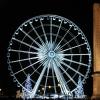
(48, 51, 55, 58)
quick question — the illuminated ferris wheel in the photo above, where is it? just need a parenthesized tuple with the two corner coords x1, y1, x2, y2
(7, 15, 91, 98)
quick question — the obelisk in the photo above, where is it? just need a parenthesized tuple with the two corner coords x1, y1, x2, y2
(92, 3, 100, 99)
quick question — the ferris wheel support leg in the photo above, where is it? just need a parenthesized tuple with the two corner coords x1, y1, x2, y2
(53, 61, 71, 96)
(30, 64, 47, 98)
(53, 67, 64, 94)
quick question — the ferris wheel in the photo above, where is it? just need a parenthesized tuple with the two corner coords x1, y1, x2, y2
(7, 15, 91, 98)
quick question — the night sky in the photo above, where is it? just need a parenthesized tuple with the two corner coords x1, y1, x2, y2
(0, 0, 93, 97)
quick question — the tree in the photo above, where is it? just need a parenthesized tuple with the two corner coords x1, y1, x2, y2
(74, 76, 85, 98)
(22, 74, 32, 99)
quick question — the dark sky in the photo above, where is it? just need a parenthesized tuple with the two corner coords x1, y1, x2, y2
(0, 0, 93, 96)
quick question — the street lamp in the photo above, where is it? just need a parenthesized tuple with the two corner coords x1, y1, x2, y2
(48, 86, 51, 89)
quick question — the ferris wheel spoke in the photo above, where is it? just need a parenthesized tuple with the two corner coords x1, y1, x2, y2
(51, 65, 57, 94)
(60, 34, 79, 49)
(40, 19, 48, 43)
(61, 43, 87, 52)
(63, 58, 89, 67)
(58, 53, 91, 56)
(31, 79, 36, 84)
(12, 38, 39, 50)
(22, 79, 27, 85)
(50, 17, 52, 44)
(13, 60, 40, 75)
(30, 58, 48, 77)
(54, 20, 63, 43)
(44, 59, 51, 96)
(54, 26, 72, 51)
(9, 56, 39, 63)
(58, 63, 78, 86)
(9, 49, 38, 55)
(30, 60, 49, 98)
(54, 58, 77, 86)
(61, 61, 85, 78)
(29, 22, 45, 45)
(19, 28, 41, 47)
